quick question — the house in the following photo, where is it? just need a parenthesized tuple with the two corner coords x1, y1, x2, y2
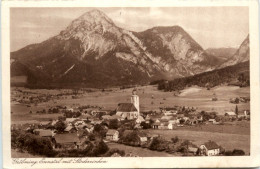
(145, 115, 151, 121)
(225, 111, 236, 116)
(138, 133, 148, 144)
(74, 120, 85, 126)
(34, 129, 55, 137)
(51, 120, 58, 126)
(65, 118, 78, 124)
(188, 146, 199, 155)
(147, 134, 159, 140)
(208, 119, 216, 123)
(169, 116, 180, 124)
(158, 122, 169, 130)
(136, 116, 145, 124)
(152, 122, 160, 129)
(64, 126, 76, 133)
(155, 119, 160, 123)
(116, 103, 139, 120)
(102, 115, 112, 120)
(110, 114, 121, 121)
(189, 117, 198, 125)
(106, 129, 119, 141)
(134, 123, 142, 129)
(237, 110, 250, 119)
(54, 133, 80, 149)
(40, 121, 51, 126)
(167, 122, 174, 130)
(160, 107, 178, 115)
(200, 141, 220, 156)
(161, 115, 172, 121)
(67, 108, 74, 112)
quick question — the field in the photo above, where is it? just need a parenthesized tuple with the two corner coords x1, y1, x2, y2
(11, 85, 250, 124)
(144, 127, 250, 154)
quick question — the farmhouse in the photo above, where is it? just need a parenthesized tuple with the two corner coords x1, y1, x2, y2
(136, 115, 145, 124)
(54, 133, 80, 149)
(138, 133, 148, 144)
(152, 122, 160, 129)
(106, 129, 119, 141)
(200, 141, 220, 156)
(237, 110, 250, 119)
(34, 129, 55, 137)
(116, 89, 140, 120)
(225, 111, 236, 116)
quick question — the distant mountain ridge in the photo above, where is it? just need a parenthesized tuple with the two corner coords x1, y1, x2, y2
(219, 35, 249, 68)
(205, 47, 237, 61)
(10, 9, 250, 88)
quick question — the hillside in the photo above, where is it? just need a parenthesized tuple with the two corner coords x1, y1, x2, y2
(205, 47, 237, 60)
(156, 61, 249, 91)
(219, 35, 249, 68)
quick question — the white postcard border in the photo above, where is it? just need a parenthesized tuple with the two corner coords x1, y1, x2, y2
(1, 0, 260, 168)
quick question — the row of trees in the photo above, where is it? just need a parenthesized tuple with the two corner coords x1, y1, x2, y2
(11, 130, 57, 157)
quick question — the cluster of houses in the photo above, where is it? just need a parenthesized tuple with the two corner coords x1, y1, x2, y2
(11, 88, 248, 156)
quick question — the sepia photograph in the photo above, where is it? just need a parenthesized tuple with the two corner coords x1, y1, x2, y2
(2, 0, 260, 168)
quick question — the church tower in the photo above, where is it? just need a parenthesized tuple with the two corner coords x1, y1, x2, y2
(131, 88, 140, 116)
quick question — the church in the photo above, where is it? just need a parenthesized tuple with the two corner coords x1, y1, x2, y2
(116, 88, 140, 120)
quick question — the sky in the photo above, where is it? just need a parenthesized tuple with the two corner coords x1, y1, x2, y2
(10, 7, 249, 52)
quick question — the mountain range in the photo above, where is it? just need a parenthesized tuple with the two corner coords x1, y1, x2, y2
(11, 9, 250, 88)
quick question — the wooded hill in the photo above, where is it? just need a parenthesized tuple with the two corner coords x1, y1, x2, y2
(155, 61, 249, 91)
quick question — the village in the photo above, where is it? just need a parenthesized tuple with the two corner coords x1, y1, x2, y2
(11, 87, 250, 157)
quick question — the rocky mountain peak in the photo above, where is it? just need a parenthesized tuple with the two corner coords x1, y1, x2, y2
(77, 9, 114, 25)
(58, 9, 118, 40)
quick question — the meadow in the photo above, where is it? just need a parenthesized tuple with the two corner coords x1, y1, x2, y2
(144, 128, 250, 155)
(11, 85, 250, 124)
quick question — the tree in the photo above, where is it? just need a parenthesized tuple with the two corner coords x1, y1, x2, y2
(105, 148, 125, 157)
(232, 149, 245, 156)
(171, 136, 179, 144)
(140, 122, 151, 129)
(54, 120, 66, 133)
(108, 119, 119, 129)
(149, 137, 167, 151)
(58, 116, 66, 121)
(235, 105, 238, 115)
(93, 124, 107, 138)
(89, 141, 109, 156)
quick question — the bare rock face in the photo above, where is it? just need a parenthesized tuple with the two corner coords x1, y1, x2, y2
(219, 35, 249, 68)
(11, 9, 246, 87)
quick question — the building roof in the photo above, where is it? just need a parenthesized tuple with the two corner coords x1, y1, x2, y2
(225, 112, 236, 116)
(66, 118, 77, 123)
(64, 125, 74, 131)
(40, 121, 51, 125)
(111, 115, 121, 119)
(153, 122, 160, 126)
(34, 129, 53, 137)
(54, 133, 80, 144)
(117, 103, 137, 112)
(106, 129, 118, 136)
(136, 116, 145, 121)
(203, 141, 219, 150)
